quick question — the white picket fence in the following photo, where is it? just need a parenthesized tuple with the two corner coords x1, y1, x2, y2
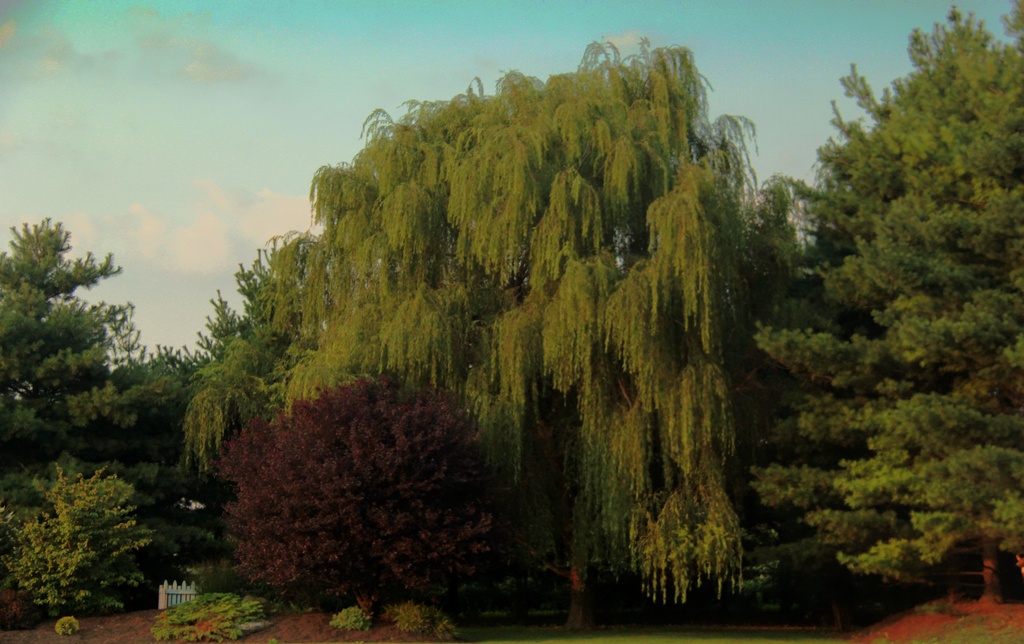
(158, 580, 198, 609)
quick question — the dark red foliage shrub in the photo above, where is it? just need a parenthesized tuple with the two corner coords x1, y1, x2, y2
(217, 378, 494, 609)
(0, 589, 41, 630)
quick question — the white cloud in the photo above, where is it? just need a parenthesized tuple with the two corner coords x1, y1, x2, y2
(122, 201, 231, 274)
(244, 188, 312, 244)
(115, 181, 309, 276)
(61, 211, 100, 259)
(126, 203, 168, 261)
(0, 25, 67, 78)
(252, 191, 310, 244)
(130, 8, 255, 84)
(35, 28, 73, 77)
(184, 41, 252, 83)
(193, 179, 311, 248)
(170, 211, 232, 273)
(0, 7, 242, 85)
(0, 21, 117, 80)
(602, 29, 646, 54)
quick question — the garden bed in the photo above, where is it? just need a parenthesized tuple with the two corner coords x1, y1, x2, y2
(0, 609, 430, 642)
(5, 600, 1024, 642)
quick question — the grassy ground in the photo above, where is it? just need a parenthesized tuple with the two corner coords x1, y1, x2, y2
(458, 626, 846, 643)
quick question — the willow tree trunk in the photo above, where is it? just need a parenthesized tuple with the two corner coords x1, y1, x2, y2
(565, 566, 595, 630)
(981, 538, 1003, 604)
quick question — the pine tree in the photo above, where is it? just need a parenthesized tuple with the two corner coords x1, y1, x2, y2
(0, 219, 128, 506)
(183, 250, 298, 472)
(198, 42, 795, 625)
(756, 4, 1024, 603)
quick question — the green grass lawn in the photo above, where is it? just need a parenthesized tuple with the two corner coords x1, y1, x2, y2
(458, 625, 846, 643)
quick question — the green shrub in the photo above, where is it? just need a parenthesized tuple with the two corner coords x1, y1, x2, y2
(330, 605, 372, 631)
(2, 468, 151, 616)
(0, 589, 42, 630)
(54, 616, 79, 635)
(187, 559, 246, 595)
(0, 504, 14, 583)
(151, 593, 264, 642)
(382, 601, 455, 640)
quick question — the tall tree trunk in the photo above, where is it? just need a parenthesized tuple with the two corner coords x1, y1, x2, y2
(564, 565, 595, 630)
(981, 538, 1003, 604)
(830, 598, 851, 632)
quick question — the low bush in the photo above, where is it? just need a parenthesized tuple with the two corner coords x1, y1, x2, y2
(382, 601, 456, 640)
(54, 616, 79, 635)
(0, 504, 14, 583)
(330, 605, 372, 631)
(0, 589, 42, 631)
(151, 593, 264, 642)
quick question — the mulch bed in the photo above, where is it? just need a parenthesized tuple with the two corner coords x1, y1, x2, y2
(7, 600, 1024, 642)
(0, 610, 436, 642)
(847, 599, 1024, 643)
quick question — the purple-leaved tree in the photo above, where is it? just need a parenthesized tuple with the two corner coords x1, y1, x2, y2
(217, 378, 494, 611)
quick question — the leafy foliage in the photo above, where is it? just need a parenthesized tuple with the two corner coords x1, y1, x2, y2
(3, 468, 151, 616)
(755, 5, 1024, 601)
(217, 378, 494, 610)
(151, 593, 264, 642)
(0, 504, 12, 585)
(330, 606, 372, 631)
(382, 601, 456, 640)
(0, 589, 41, 631)
(54, 616, 79, 636)
(187, 559, 247, 596)
(247, 40, 796, 617)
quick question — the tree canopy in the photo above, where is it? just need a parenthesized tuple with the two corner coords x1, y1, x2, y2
(208, 41, 796, 624)
(12, 4, 1024, 623)
(217, 378, 494, 611)
(755, 5, 1024, 603)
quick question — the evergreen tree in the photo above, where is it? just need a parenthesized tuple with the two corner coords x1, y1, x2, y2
(0, 219, 132, 506)
(183, 250, 298, 472)
(197, 42, 795, 625)
(756, 4, 1024, 603)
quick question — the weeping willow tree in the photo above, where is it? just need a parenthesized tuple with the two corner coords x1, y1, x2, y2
(236, 41, 794, 626)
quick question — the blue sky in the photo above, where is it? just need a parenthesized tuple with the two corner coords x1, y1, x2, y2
(0, 0, 1015, 350)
